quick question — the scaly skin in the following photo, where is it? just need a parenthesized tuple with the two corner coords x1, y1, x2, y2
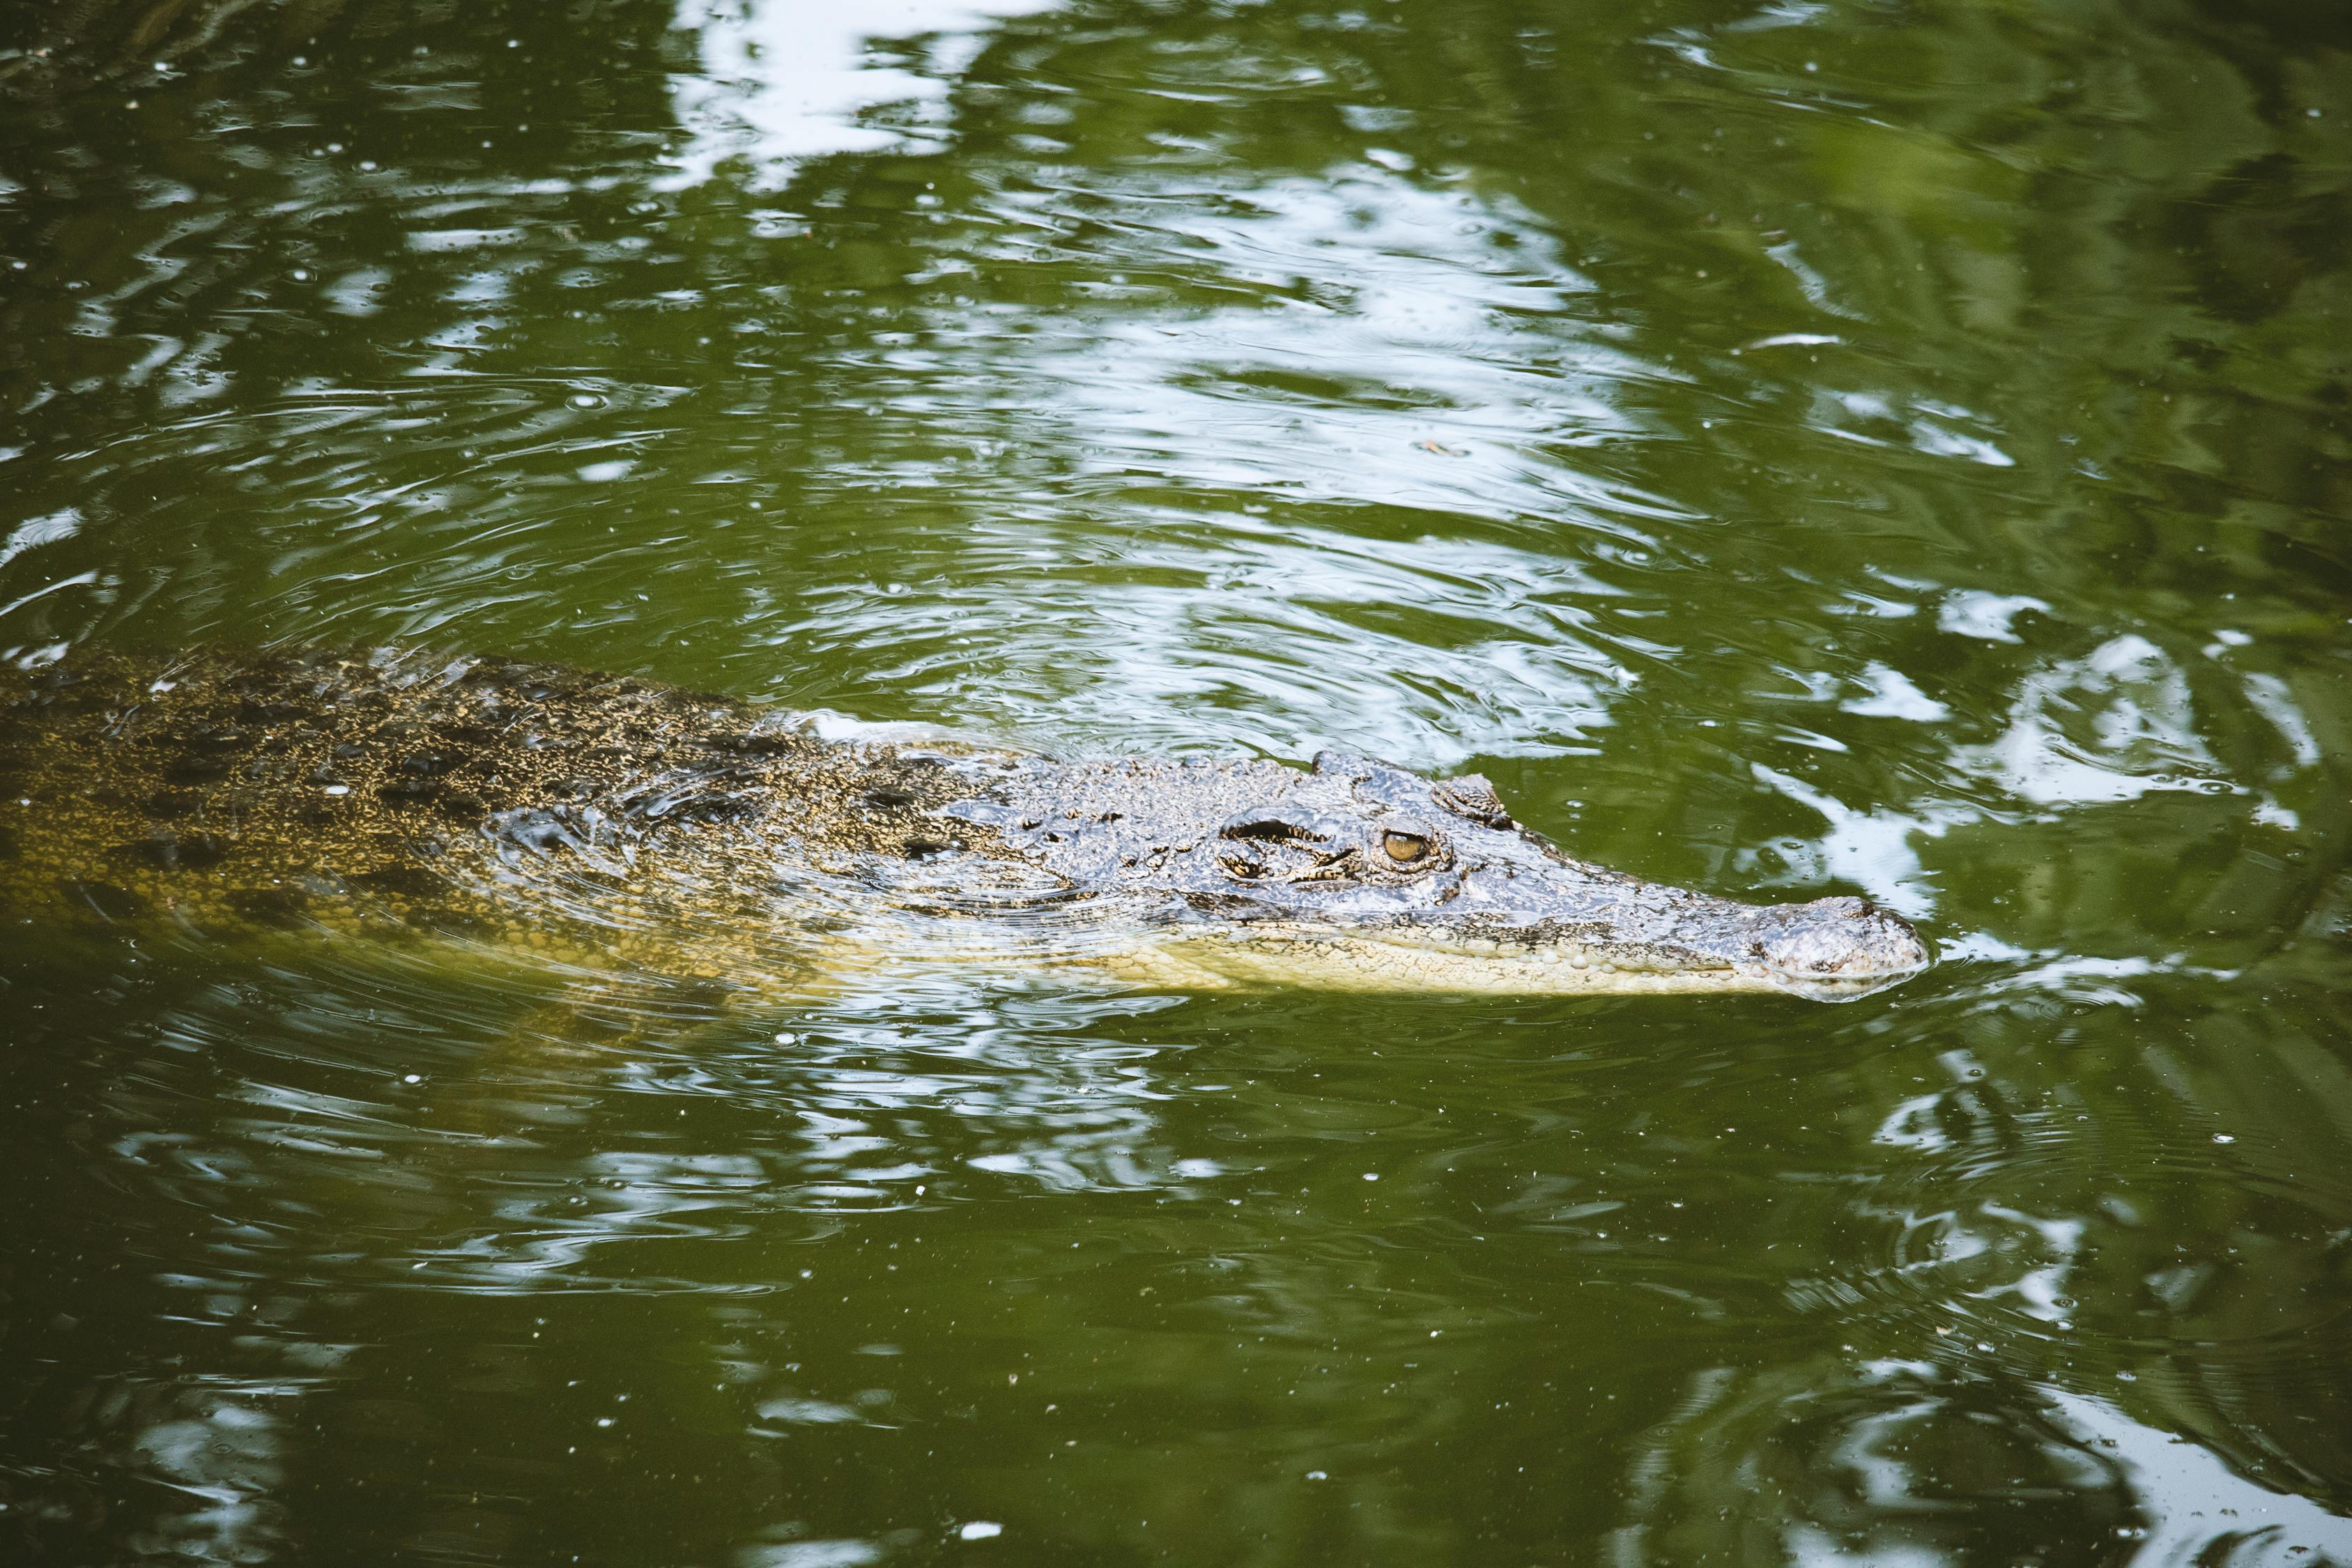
(0, 647, 1930, 1000)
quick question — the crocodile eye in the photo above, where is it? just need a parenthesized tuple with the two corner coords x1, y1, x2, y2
(1382, 831, 1430, 863)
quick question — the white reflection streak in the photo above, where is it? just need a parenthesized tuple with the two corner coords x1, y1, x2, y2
(132, 1396, 289, 1562)
(1608, 1356, 2352, 1568)
(661, 0, 1065, 190)
(1960, 635, 2236, 808)
(1840, 661, 1949, 722)
(1967, 1203, 2082, 1322)
(2237, 671, 2321, 771)
(1937, 590, 2047, 643)
(2043, 1392, 2352, 1566)
(0, 506, 81, 571)
(1751, 764, 1948, 918)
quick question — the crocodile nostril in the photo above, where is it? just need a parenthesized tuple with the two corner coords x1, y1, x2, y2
(1762, 898, 1929, 976)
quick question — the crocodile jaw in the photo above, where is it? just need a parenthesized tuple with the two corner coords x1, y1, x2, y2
(1144, 918, 1930, 1001)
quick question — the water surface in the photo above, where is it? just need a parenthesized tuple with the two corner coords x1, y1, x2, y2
(3, 0, 2350, 1562)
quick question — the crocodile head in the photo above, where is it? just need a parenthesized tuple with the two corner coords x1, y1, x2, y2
(964, 750, 1930, 1001)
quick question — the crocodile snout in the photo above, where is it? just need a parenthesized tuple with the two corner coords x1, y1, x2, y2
(1755, 896, 1930, 987)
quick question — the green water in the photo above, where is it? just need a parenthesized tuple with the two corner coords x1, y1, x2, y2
(2, 0, 2349, 1562)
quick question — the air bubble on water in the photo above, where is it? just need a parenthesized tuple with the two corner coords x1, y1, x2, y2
(2213, 1133, 2235, 1144)
(958, 1523, 1001, 1542)
(568, 392, 604, 409)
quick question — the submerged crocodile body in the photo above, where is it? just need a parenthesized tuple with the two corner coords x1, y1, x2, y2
(0, 647, 1930, 1000)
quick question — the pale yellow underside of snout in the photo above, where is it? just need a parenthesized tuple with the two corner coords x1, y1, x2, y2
(1110, 930, 1834, 998)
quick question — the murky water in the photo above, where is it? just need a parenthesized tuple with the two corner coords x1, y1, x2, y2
(3, 0, 2350, 1562)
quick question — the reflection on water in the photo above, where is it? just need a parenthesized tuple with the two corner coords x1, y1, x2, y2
(1617, 1357, 2351, 1568)
(663, 0, 1068, 185)
(3, 0, 2352, 1562)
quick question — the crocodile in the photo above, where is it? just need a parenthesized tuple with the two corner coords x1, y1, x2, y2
(0, 647, 1930, 1001)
